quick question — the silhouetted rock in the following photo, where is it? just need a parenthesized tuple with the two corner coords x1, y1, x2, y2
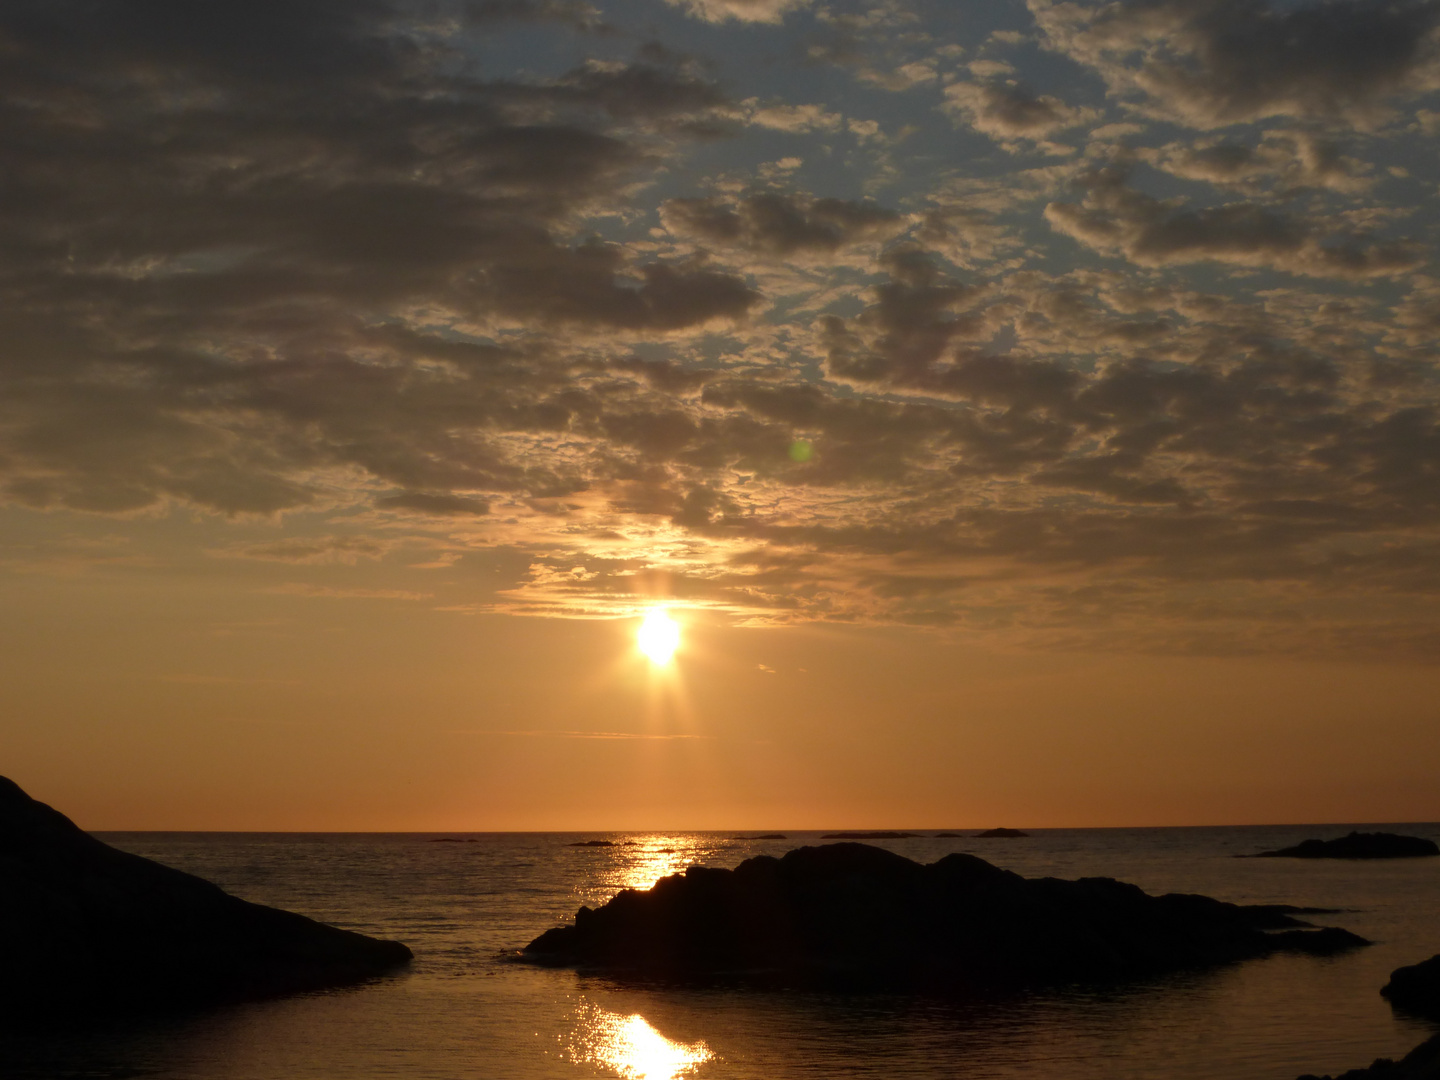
(427, 837, 477, 843)
(569, 840, 618, 847)
(932, 832, 964, 838)
(0, 775, 412, 1020)
(1297, 1033, 1440, 1080)
(819, 831, 921, 840)
(524, 842, 1367, 991)
(1384, 955, 1440, 1019)
(1246, 832, 1440, 860)
(1297, 958, 1440, 1079)
(731, 834, 788, 841)
(975, 828, 1029, 838)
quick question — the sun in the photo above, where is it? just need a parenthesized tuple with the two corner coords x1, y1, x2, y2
(637, 609, 681, 666)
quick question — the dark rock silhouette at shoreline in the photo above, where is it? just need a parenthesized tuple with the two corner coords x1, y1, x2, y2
(1384, 955, 1440, 1019)
(1298, 1034, 1440, 1080)
(731, 834, 788, 841)
(1245, 832, 1439, 860)
(0, 775, 412, 1020)
(975, 828, 1029, 838)
(1298, 957, 1440, 1079)
(523, 842, 1367, 990)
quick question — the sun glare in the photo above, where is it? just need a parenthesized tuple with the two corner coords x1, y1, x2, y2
(637, 609, 681, 665)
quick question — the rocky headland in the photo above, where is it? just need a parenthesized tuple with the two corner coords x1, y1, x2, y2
(524, 842, 1366, 990)
(0, 775, 412, 1019)
(1246, 832, 1440, 859)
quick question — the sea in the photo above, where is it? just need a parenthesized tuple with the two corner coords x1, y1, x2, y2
(5, 826, 1439, 1080)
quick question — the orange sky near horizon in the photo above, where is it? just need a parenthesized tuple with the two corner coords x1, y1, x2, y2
(5, 561, 1439, 831)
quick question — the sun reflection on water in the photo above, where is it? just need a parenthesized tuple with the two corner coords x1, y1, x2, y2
(618, 837, 699, 892)
(569, 1004, 713, 1080)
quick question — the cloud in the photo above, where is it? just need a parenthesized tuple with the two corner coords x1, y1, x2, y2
(1044, 164, 1422, 278)
(663, 0, 810, 23)
(217, 536, 394, 564)
(1143, 131, 1376, 194)
(662, 192, 905, 256)
(377, 492, 492, 516)
(0, 1, 755, 517)
(1030, 0, 1440, 130)
(265, 583, 430, 600)
(745, 101, 845, 133)
(944, 80, 1101, 151)
(0, 0, 1438, 658)
(465, 0, 608, 30)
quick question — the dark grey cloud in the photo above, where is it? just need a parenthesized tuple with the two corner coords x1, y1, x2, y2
(1031, 0, 1440, 129)
(663, 192, 902, 256)
(0, 0, 755, 516)
(1044, 164, 1422, 277)
(943, 80, 1099, 149)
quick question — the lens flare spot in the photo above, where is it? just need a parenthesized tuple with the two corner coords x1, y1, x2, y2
(637, 609, 681, 665)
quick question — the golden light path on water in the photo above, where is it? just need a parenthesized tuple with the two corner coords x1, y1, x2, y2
(616, 836, 701, 892)
(569, 1003, 714, 1080)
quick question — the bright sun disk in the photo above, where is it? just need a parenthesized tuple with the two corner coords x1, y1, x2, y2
(637, 609, 681, 665)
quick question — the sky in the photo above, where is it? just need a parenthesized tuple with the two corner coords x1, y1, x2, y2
(3, 0, 1440, 830)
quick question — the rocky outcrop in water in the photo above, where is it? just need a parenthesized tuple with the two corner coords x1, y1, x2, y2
(524, 842, 1366, 990)
(1247, 832, 1439, 859)
(1297, 1034, 1440, 1080)
(1384, 955, 1440, 1019)
(0, 775, 412, 1019)
(975, 828, 1029, 838)
(1296, 957, 1440, 1080)
(819, 831, 921, 840)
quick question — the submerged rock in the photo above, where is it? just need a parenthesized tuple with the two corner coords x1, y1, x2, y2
(975, 828, 1029, 838)
(523, 842, 1366, 990)
(1384, 955, 1440, 1019)
(569, 840, 618, 847)
(1246, 832, 1440, 860)
(0, 775, 412, 1019)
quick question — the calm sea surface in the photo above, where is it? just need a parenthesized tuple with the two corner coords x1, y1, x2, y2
(6, 826, 1440, 1080)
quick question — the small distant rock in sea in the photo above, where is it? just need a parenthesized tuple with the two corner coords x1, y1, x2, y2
(0, 775, 412, 1020)
(1244, 831, 1440, 860)
(819, 830, 921, 840)
(1384, 954, 1440, 1019)
(730, 833, 788, 841)
(975, 828, 1029, 839)
(523, 842, 1367, 991)
(427, 837, 477, 843)
(568, 840, 617, 847)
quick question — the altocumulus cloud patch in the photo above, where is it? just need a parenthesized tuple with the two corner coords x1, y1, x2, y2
(1, 0, 1439, 658)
